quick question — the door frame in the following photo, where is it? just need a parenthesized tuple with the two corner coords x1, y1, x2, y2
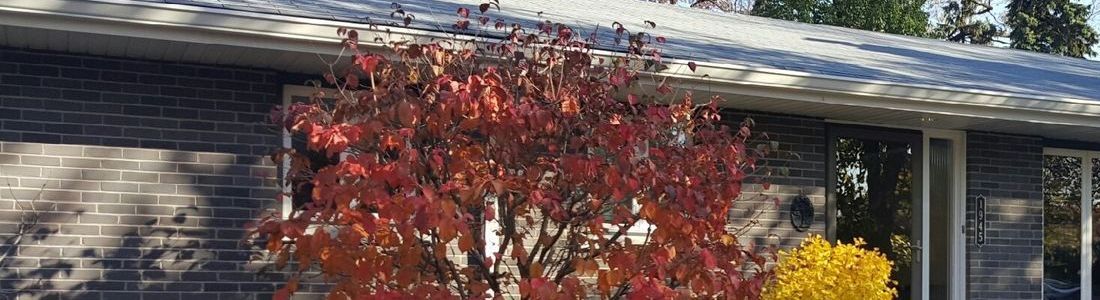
(924, 129, 967, 300)
(1043, 147, 1097, 300)
(826, 121, 967, 300)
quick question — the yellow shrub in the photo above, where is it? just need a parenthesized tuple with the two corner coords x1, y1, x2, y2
(762, 235, 896, 300)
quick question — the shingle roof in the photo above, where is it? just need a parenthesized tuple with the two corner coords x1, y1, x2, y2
(134, 0, 1100, 101)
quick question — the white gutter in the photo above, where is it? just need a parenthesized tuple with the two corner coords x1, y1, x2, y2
(2, 0, 1100, 128)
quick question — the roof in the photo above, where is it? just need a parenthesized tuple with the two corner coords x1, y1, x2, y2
(130, 0, 1100, 102)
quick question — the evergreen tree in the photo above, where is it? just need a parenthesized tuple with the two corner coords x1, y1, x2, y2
(750, 0, 930, 36)
(1007, 0, 1098, 58)
(934, 0, 1002, 44)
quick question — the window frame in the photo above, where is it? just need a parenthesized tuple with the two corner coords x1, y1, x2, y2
(280, 84, 341, 220)
(1043, 147, 1098, 300)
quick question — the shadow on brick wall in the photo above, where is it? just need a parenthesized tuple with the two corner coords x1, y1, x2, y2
(0, 146, 295, 300)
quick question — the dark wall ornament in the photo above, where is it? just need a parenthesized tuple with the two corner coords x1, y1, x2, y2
(790, 195, 814, 232)
(975, 194, 986, 248)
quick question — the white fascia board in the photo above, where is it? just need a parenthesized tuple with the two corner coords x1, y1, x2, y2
(3, 0, 1100, 127)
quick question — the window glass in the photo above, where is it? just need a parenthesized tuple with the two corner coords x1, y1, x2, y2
(1044, 155, 1082, 300)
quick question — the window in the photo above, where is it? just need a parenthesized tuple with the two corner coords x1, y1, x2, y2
(1043, 148, 1099, 300)
(280, 85, 341, 219)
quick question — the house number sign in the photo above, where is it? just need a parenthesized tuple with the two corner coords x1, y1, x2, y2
(975, 194, 986, 248)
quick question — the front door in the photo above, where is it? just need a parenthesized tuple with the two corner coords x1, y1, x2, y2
(828, 125, 924, 300)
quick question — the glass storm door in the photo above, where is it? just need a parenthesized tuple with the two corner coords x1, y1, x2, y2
(1042, 148, 1100, 300)
(828, 125, 924, 300)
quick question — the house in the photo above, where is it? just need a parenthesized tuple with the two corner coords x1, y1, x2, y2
(0, 0, 1098, 299)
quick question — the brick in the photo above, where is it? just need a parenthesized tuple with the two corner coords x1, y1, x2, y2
(139, 74, 176, 85)
(0, 165, 40, 177)
(85, 125, 124, 136)
(121, 171, 158, 183)
(22, 133, 61, 143)
(136, 205, 173, 216)
(101, 138, 140, 147)
(141, 140, 178, 150)
(56, 180, 99, 191)
(97, 204, 135, 214)
(18, 64, 58, 75)
(82, 169, 121, 181)
(42, 144, 82, 156)
(121, 193, 157, 205)
(122, 149, 159, 160)
(139, 183, 176, 194)
(78, 214, 119, 225)
(22, 86, 62, 98)
(4, 120, 43, 131)
(61, 158, 101, 168)
(18, 246, 61, 257)
(22, 110, 63, 122)
(197, 153, 236, 164)
(159, 174, 194, 184)
(2, 142, 42, 154)
(60, 67, 100, 80)
(83, 58, 122, 70)
(83, 147, 123, 158)
(159, 151, 198, 162)
(158, 196, 195, 206)
(101, 182, 139, 193)
(102, 160, 139, 170)
(139, 162, 176, 172)
(100, 71, 138, 82)
(123, 127, 160, 139)
(81, 192, 120, 203)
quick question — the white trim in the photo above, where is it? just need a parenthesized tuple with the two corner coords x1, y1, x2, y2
(919, 131, 931, 300)
(280, 86, 293, 220)
(924, 129, 967, 300)
(1086, 156, 1094, 300)
(1042, 147, 1098, 300)
(3, 0, 1100, 128)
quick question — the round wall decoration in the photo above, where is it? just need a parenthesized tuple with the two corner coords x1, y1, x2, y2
(789, 195, 814, 232)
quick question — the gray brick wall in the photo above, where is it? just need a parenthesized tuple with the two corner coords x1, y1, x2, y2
(0, 47, 324, 300)
(965, 132, 1044, 299)
(722, 112, 828, 249)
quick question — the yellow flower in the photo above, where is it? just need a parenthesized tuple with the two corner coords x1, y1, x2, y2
(762, 235, 897, 300)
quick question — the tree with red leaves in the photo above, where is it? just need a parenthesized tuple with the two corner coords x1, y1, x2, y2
(251, 2, 778, 299)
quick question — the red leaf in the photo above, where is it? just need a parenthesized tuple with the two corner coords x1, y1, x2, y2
(627, 93, 639, 105)
(356, 55, 382, 74)
(688, 61, 698, 72)
(655, 36, 667, 43)
(701, 249, 717, 269)
(346, 30, 358, 44)
(273, 288, 291, 300)
(479, 3, 491, 13)
(656, 80, 672, 95)
(457, 7, 470, 18)
(345, 73, 359, 88)
(484, 205, 495, 221)
(454, 20, 471, 30)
